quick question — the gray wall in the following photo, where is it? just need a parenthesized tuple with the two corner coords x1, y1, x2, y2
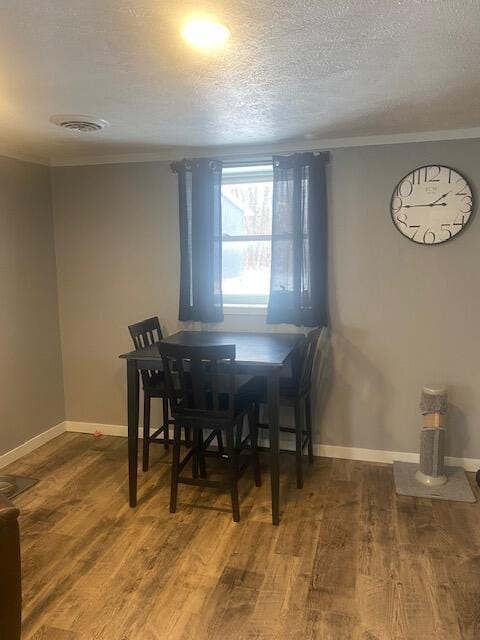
(325, 140, 480, 459)
(51, 138, 480, 459)
(0, 156, 65, 455)
(52, 162, 181, 426)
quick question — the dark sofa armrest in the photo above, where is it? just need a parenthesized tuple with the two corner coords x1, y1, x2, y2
(0, 493, 22, 640)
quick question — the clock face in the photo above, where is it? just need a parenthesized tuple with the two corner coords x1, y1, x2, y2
(390, 165, 474, 244)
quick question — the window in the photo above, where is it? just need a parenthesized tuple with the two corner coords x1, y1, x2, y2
(221, 163, 273, 306)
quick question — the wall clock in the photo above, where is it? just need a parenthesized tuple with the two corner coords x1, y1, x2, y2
(390, 165, 474, 244)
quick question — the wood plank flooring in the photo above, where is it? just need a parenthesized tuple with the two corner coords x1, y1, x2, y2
(4, 432, 480, 639)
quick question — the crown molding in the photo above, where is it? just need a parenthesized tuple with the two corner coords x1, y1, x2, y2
(2, 126, 480, 168)
(49, 126, 480, 167)
(0, 143, 50, 166)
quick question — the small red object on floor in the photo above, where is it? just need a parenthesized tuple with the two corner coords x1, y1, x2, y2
(93, 429, 103, 438)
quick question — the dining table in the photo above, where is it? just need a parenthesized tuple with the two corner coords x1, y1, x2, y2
(119, 330, 304, 525)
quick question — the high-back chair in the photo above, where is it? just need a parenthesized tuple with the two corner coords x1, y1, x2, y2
(128, 317, 171, 470)
(257, 326, 326, 489)
(158, 342, 261, 522)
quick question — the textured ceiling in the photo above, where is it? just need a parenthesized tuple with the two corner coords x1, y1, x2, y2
(1, 0, 480, 164)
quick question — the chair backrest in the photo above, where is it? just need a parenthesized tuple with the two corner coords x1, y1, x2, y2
(128, 316, 163, 348)
(128, 317, 163, 386)
(297, 327, 325, 396)
(157, 342, 237, 421)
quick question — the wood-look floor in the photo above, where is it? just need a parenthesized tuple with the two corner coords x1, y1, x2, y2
(4, 432, 480, 640)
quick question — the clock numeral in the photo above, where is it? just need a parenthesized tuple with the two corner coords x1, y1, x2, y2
(424, 166, 441, 182)
(423, 228, 436, 244)
(453, 215, 467, 230)
(396, 179, 413, 197)
(411, 169, 422, 185)
(460, 196, 472, 213)
(408, 224, 420, 240)
(392, 196, 403, 214)
(440, 224, 452, 240)
(455, 178, 469, 196)
(395, 212, 408, 230)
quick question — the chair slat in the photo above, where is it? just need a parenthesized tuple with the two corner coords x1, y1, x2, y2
(157, 342, 236, 420)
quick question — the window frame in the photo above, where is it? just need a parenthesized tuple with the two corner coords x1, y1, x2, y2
(221, 162, 274, 307)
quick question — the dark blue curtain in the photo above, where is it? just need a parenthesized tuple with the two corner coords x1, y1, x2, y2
(171, 158, 223, 323)
(267, 152, 328, 327)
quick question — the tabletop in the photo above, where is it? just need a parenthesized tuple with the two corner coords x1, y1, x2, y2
(119, 330, 304, 368)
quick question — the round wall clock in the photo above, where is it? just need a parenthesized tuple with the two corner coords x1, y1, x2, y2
(390, 165, 474, 244)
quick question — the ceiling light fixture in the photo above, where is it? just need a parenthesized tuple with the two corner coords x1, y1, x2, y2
(181, 17, 230, 51)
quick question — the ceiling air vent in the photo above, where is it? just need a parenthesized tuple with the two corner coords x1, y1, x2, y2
(50, 114, 110, 133)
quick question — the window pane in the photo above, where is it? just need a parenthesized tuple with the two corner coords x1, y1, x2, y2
(221, 165, 273, 304)
(222, 240, 271, 303)
(221, 181, 273, 237)
(222, 164, 273, 184)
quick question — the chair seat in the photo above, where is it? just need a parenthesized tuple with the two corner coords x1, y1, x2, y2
(251, 377, 299, 405)
(143, 372, 167, 396)
(176, 376, 261, 421)
(144, 371, 183, 397)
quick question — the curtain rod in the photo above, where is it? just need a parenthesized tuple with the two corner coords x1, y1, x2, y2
(221, 151, 330, 167)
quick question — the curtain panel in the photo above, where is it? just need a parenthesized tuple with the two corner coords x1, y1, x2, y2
(267, 152, 328, 327)
(171, 158, 223, 323)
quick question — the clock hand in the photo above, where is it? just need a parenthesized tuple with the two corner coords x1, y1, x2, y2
(403, 191, 451, 209)
(404, 203, 447, 208)
(430, 191, 450, 205)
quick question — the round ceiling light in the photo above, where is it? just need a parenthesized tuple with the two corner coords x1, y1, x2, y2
(50, 114, 110, 133)
(181, 18, 230, 51)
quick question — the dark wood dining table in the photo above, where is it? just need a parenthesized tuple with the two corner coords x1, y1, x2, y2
(119, 330, 304, 525)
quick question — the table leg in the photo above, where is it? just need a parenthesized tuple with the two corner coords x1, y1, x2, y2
(127, 359, 139, 507)
(267, 370, 280, 525)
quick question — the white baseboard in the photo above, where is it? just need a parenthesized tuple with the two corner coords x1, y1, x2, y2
(315, 443, 480, 472)
(66, 421, 132, 438)
(0, 421, 66, 469)
(65, 421, 480, 473)
(3, 420, 477, 475)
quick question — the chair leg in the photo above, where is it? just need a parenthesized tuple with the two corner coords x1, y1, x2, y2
(254, 403, 260, 443)
(198, 429, 207, 479)
(170, 423, 182, 513)
(294, 400, 304, 489)
(235, 418, 243, 450)
(226, 428, 240, 522)
(162, 398, 170, 450)
(216, 431, 224, 453)
(248, 407, 261, 487)
(184, 427, 191, 447)
(192, 429, 199, 479)
(305, 395, 314, 464)
(143, 393, 151, 472)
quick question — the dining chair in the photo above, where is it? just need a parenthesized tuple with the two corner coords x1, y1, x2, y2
(257, 327, 325, 489)
(128, 317, 174, 471)
(158, 342, 261, 522)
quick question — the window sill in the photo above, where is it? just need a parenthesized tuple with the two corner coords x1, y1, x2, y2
(223, 304, 267, 316)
